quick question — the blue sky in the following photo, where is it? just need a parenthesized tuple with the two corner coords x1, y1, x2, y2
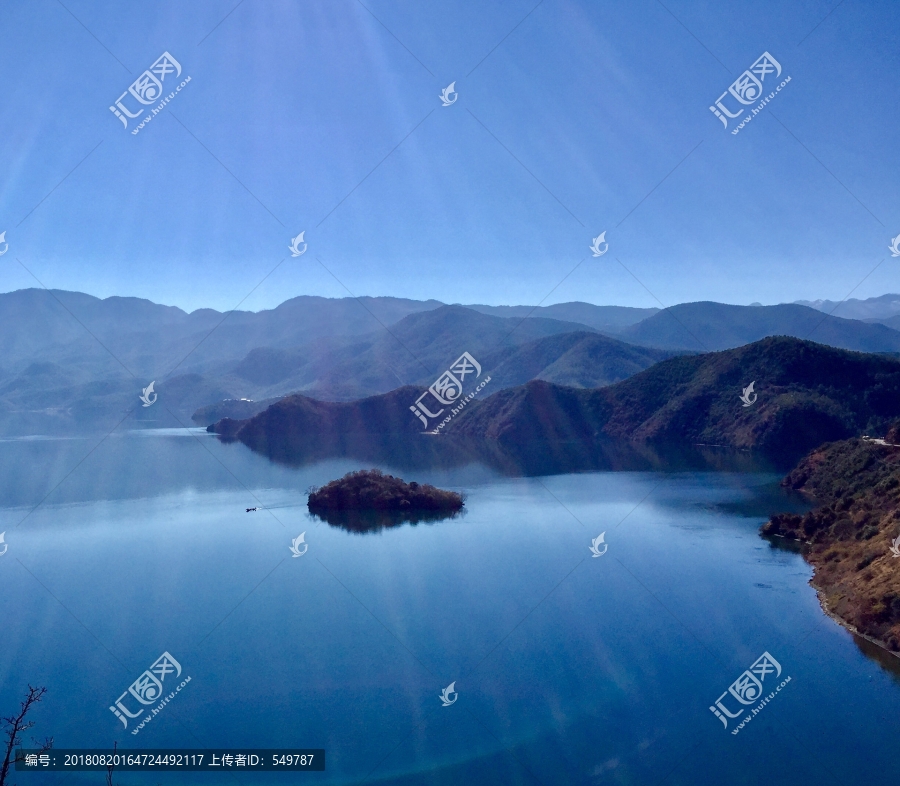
(0, 0, 898, 312)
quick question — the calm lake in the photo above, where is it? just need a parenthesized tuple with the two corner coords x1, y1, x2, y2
(1, 430, 898, 785)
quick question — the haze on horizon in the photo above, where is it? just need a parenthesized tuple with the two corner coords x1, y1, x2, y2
(4, 285, 900, 318)
(1, 0, 898, 314)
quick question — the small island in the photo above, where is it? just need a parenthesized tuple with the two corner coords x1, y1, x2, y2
(308, 469, 465, 512)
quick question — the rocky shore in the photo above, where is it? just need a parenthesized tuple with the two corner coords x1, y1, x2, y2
(762, 435, 900, 653)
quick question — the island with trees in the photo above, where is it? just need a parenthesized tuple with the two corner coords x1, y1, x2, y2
(308, 469, 464, 513)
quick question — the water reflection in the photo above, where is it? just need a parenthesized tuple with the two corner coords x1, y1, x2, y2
(2, 430, 899, 776)
(221, 430, 787, 478)
(852, 633, 900, 686)
(309, 506, 466, 534)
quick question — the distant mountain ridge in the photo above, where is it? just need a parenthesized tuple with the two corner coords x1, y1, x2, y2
(5, 287, 900, 436)
(453, 336, 900, 460)
(216, 305, 608, 403)
(211, 337, 900, 467)
(617, 302, 900, 353)
(192, 327, 680, 425)
(0, 289, 445, 374)
(794, 293, 900, 321)
(477, 331, 678, 391)
(191, 311, 683, 421)
(464, 302, 659, 332)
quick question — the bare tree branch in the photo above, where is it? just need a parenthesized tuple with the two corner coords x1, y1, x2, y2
(105, 740, 117, 786)
(0, 686, 51, 786)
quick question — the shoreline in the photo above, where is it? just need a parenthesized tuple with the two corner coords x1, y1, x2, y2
(767, 530, 900, 657)
(814, 585, 900, 659)
(761, 437, 900, 656)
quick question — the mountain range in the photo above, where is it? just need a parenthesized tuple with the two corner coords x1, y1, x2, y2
(794, 293, 900, 322)
(6, 288, 900, 435)
(452, 336, 900, 458)
(211, 336, 900, 469)
(614, 302, 900, 353)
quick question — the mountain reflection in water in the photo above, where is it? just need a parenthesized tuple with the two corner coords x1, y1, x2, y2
(222, 430, 788, 477)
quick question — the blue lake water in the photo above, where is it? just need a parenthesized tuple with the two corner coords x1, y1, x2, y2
(1, 431, 898, 785)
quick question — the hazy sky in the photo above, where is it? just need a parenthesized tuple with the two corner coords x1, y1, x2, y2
(1, 0, 898, 313)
